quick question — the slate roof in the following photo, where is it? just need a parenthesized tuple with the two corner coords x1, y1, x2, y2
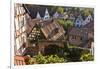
(69, 21, 94, 37)
(69, 27, 89, 36)
(83, 21, 94, 31)
(23, 4, 57, 19)
(40, 20, 65, 40)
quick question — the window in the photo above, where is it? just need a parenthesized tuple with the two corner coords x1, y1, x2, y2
(76, 24, 80, 27)
(20, 16, 24, 28)
(77, 21, 79, 23)
(80, 37, 82, 40)
(72, 36, 76, 39)
(54, 28, 59, 33)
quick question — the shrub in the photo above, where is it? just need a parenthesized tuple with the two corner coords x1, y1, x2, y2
(34, 53, 65, 64)
(46, 55, 65, 63)
(80, 53, 94, 61)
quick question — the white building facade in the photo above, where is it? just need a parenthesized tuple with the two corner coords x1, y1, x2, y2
(43, 8, 50, 21)
(14, 4, 31, 55)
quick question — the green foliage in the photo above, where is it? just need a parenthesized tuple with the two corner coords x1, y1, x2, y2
(81, 8, 94, 17)
(65, 20, 74, 27)
(50, 6, 58, 13)
(63, 44, 85, 62)
(35, 53, 65, 64)
(28, 47, 94, 64)
(57, 19, 74, 30)
(35, 53, 47, 64)
(80, 53, 94, 61)
(57, 7, 64, 14)
(46, 55, 65, 63)
(64, 45, 94, 62)
(28, 57, 36, 64)
(66, 48, 82, 62)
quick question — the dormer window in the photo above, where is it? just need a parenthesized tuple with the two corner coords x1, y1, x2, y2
(77, 21, 79, 23)
(43, 8, 50, 20)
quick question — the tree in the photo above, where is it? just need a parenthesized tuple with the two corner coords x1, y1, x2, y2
(65, 20, 73, 27)
(81, 8, 94, 17)
(57, 7, 64, 14)
(57, 19, 74, 32)
(66, 47, 82, 62)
